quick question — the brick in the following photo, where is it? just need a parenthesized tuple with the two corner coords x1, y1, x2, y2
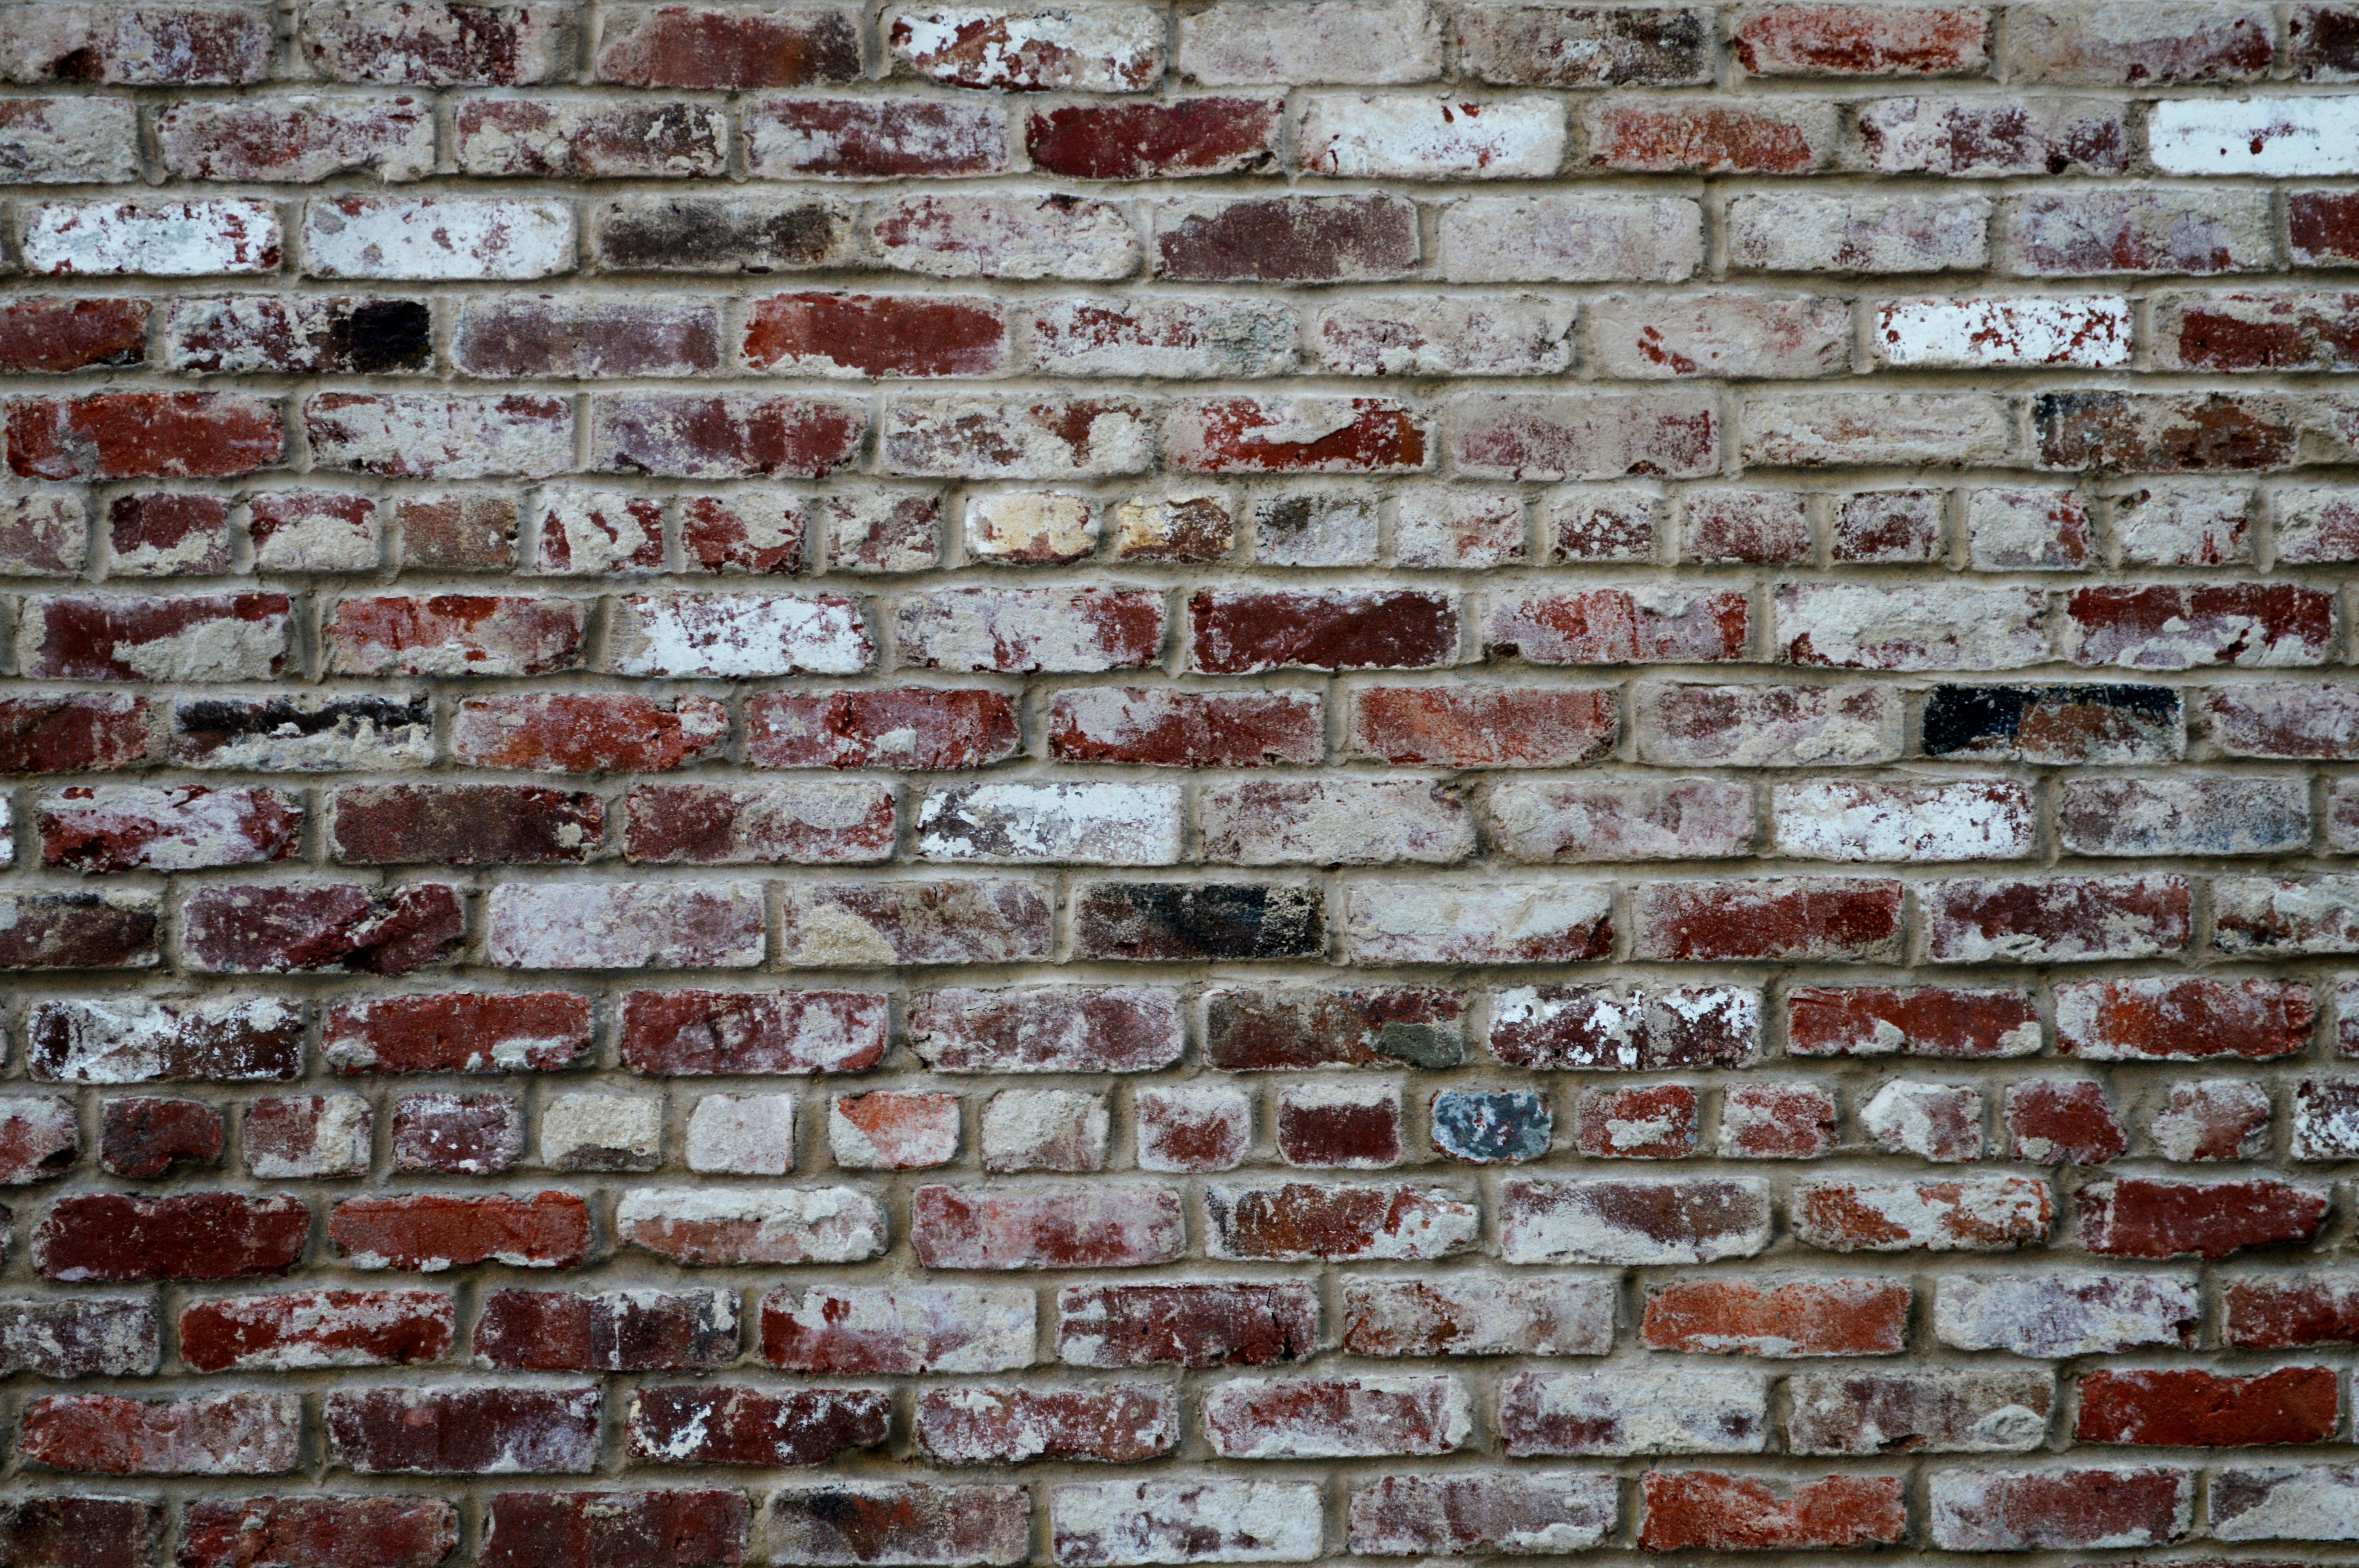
(307, 392, 572, 479)
(1052, 689, 1317, 768)
(1209, 1181, 1477, 1261)
(2007, 1078, 2127, 1165)
(27, 995, 300, 1082)
(1771, 779, 2031, 862)
(2056, 976, 2312, 1060)
(1204, 1376, 1468, 1458)
(826, 490, 944, 570)
(1485, 778, 1749, 863)
(488, 881, 764, 969)
(1677, 489, 1810, 564)
(243, 1093, 369, 1178)
(0, 298, 146, 375)
(3, 5, 273, 83)
(389, 1092, 518, 1174)
(1028, 98, 1280, 178)
(1348, 1474, 1616, 1555)
(2079, 1366, 2336, 1446)
(891, 4, 1163, 90)
(103, 490, 232, 576)
(919, 1384, 1176, 1464)
(2217, 876, 2359, 953)
(745, 292, 1001, 379)
(35, 1192, 307, 1282)
(40, 784, 298, 872)
(0, 494, 85, 575)
(457, 98, 725, 178)
(1786, 1369, 2053, 1455)
(2110, 481, 2253, 565)
(1155, 196, 1418, 281)
(1642, 1278, 1910, 1357)
(873, 196, 1140, 280)
(779, 880, 1052, 967)
(2294, 1078, 2359, 1159)
(1276, 1082, 1401, 1168)
(454, 693, 724, 772)
(182, 882, 463, 974)
(1299, 94, 1562, 178)
(0, 1097, 76, 1184)
(1721, 1083, 1837, 1158)
(1314, 297, 1568, 379)
(2213, 1464, 2359, 1541)
(248, 490, 383, 572)
(2295, 188, 2359, 264)
(598, 5, 861, 87)
(1053, 1481, 1320, 1567)
(24, 199, 280, 277)
(180, 1289, 451, 1372)
(1345, 686, 1608, 767)
(1078, 883, 1319, 962)
(629, 1385, 886, 1466)
(1206, 985, 1463, 1070)
(329, 1192, 590, 1270)
(2038, 390, 2314, 474)
(832, 1091, 959, 1170)
(2159, 289, 2359, 372)
(1342, 1277, 1609, 1357)
(19, 1392, 298, 1475)
(324, 992, 589, 1076)
(1455, 5, 1711, 86)
(1791, 1176, 2052, 1252)
(2078, 1177, 2328, 1258)
(2152, 1080, 2272, 1161)
(1454, 391, 1719, 477)
(1499, 1178, 1772, 1265)
(327, 1386, 600, 1474)
(764, 1285, 1034, 1374)
(1936, 1272, 2197, 1354)
(1728, 191, 1990, 272)
(617, 1187, 885, 1266)
(1485, 588, 1746, 665)
(2004, 189, 2275, 276)
(1833, 488, 1942, 561)
(183, 1498, 460, 1568)
(773, 1483, 1027, 1566)
(1637, 1472, 1905, 1552)
(914, 1184, 1184, 1269)
(1136, 1085, 1249, 1171)
(1634, 877, 1902, 962)
(2151, 96, 2359, 176)
(910, 986, 1180, 1073)
(1732, 5, 1988, 75)
(331, 783, 598, 866)
(1490, 984, 1758, 1071)
(0, 1499, 159, 1568)
(624, 782, 893, 865)
(1397, 488, 1527, 564)
(101, 1096, 223, 1178)
(1878, 297, 2130, 369)
(1178, 0, 1437, 83)
(456, 298, 720, 379)
(159, 95, 434, 182)
(1862, 1081, 1983, 1160)
(685, 1094, 796, 1175)
(9, 393, 282, 481)
(596, 394, 865, 478)
(2203, 682, 2359, 757)
(919, 781, 1180, 864)
(1348, 880, 1612, 964)
(1574, 1084, 1695, 1159)
(591, 193, 859, 272)
(0, 891, 158, 970)
(607, 593, 871, 677)
(1585, 99, 1833, 172)
(1636, 682, 1900, 767)
(302, 2, 571, 83)
(1930, 1466, 2191, 1551)
(1497, 1368, 1767, 1455)
(1924, 875, 2192, 962)
(1852, 95, 2127, 175)
(1923, 681, 2183, 762)
(1749, 392, 2017, 468)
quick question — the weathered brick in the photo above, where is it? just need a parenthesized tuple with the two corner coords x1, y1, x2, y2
(598, 4, 861, 87)
(36, 1192, 308, 1282)
(1929, 1466, 2191, 1551)
(1499, 1178, 1772, 1265)
(331, 1192, 590, 1270)
(1786, 1369, 2053, 1455)
(482, 1492, 746, 1568)
(1636, 1472, 1906, 1552)
(159, 95, 434, 182)
(179, 1289, 452, 1372)
(1793, 1177, 2052, 1252)
(1209, 1182, 1478, 1261)
(1497, 1368, 1767, 1455)
(326, 1386, 600, 1474)
(912, 1184, 1185, 1269)
(1156, 196, 1418, 281)
(453, 693, 725, 771)
(302, 2, 572, 84)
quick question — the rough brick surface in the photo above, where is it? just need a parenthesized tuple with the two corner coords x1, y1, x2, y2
(0, 7, 2352, 1558)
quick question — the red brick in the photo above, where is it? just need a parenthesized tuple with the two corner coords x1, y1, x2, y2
(1638, 1472, 1906, 1552)
(0, 297, 147, 372)
(34, 1192, 307, 1282)
(100, 1096, 222, 1178)
(1931, 1466, 2191, 1551)
(1792, 1176, 2052, 1252)
(1028, 98, 1281, 178)
(2224, 1274, 2359, 1347)
(1166, 396, 1427, 474)
(918, 1385, 1176, 1464)
(1574, 1084, 1697, 1158)
(104, 491, 231, 576)
(1189, 589, 1456, 673)
(1156, 196, 1419, 281)
(0, 1498, 158, 1568)
(1643, 1278, 1910, 1356)
(2064, 583, 2336, 668)
(2006, 1078, 2127, 1165)
(325, 991, 590, 1074)
(182, 883, 462, 975)
(593, 392, 866, 478)
(1634, 878, 1903, 962)
(481, 1491, 747, 1568)
(7, 392, 280, 479)
(1788, 985, 2041, 1058)
(1276, 1083, 1402, 1168)
(746, 97, 1005, 178)
(328, 1192, 591, 1270)
(39, 784, 296, 873)
(1925, 875, 2192, 963)
(2078, 1178, 2328, 1259)
(1136, 1085, 1249, 1172)
(1210, 1181, 1478, 1262)
(2152, 1080, 2272, 1162)
(1733, 5, 1990, 74)
(2077, 1366, 2337, 1446)
(391, 1092, 520, 1174)
(618, 990, 887, 1075)
(1483, 587, 1747, 664)
(182, 1497, 458, 1568)
(745, 292, 1004, 377)
(749, 688, 1018, 769)
(1206, 985, 1463, 1071)
(1057, 1282, 1314, 1368)
(629, 1385, 886, 1466)
(1722, 1083, 1839, 1159)
(332, 783, 600, 866)
(20, 593, 289, 682)
(911, 1185, 1185, 1270)
(1345, 686, 1615, 766)
(771, 1484, 1025, 1567)
(179, 1289, 454, 1372)
(2056, 976, 2312, 1061)
(1050, 688, 1321, 767)
(1588, 100, 1830, 172)
(1202, 1376, 1470, 1459)
(325, 1386, 600, 1474)
(325, 594, 583, 677)
(623, 782, 892, 865)
(301, 1, 570, 84)
(18, 1392, 297, 1475)
(453, 693, 726, 772)
(1348, 1474, 1616, 1556)
(599, 5, 860, 86)
(831, 1091, 959, 1171)
(0, 892, 158, 970)
(0, 694, 150, 773)
(2293, 190, 2359, 265)
(762, 1285, 1036, 1374)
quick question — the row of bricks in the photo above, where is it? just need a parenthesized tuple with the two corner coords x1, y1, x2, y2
(1, 680, 2348, 776)
(13, 481, 2359, 582)
(18, 386, 2359, 486)
(13, 284, 2359, 384)
(16, 1269, 2359, 1375)
(10, 1463, 2359, 1568)
(7, 1167, 2359, 1273)
(4, 771, 2356, 874)
(11, 582, 2359, 684)
(17, 89, 2359, 189)
(7, 974, 2357, 1076)
(17, 1362, 2359, 1474)
(2, 1064, 2352, 1182)
(10, 192, 2359, 290)
(2, 867, 2357, 969)
(10, 186, 2355, 283)
(11, 1, 2359, 94)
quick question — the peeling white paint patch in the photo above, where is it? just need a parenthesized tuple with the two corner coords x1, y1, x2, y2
(302, 196, 576, 280)
(1053, 1480, 1326, 1566)
(1876, 296, 2130, 367)
(2151, 96, 2359, 176)
(24, 200, 279, 276)
(1298, 96, 1566, 179)
(609, 593, 873, 677)
(918, 781, 1183, 864)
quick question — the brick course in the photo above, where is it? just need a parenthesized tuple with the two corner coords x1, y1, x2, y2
(0, 2, 2355, 1561)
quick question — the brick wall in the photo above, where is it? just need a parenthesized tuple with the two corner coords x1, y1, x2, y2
(1, 0, 2358, 1561)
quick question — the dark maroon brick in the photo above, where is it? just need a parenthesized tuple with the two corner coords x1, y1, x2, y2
(1189, 590, 1456, 673)
(100, 1097, 223, 1178)
(1157, 197, 1419, 281)
(0, 893, 157, 970)
(628, 1385, 887, 1466)
(331, 784, 602, 866)
(482, 1491, 749, 1568)
(0, 695, 150, 774)
(180, 1497, 458, 1568)
(2078, 1178, 2329, 1259)
(1056, 1282, 1318, 1368)
(325, 1386, 601, 1475)
(181, 883, 463, 975)
(0, 298, 148, 373)
(1027, 98, 1281, 179)
(477, 1289, 738, 1372)
(33, 1193, 308, 1282)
